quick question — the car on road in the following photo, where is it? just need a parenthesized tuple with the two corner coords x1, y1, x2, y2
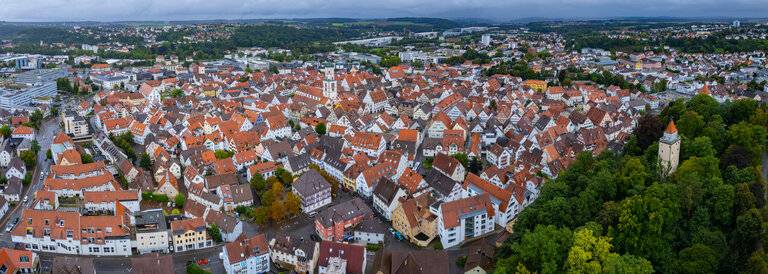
(22, 196, 28, 203)
(197, 259, 209, 266)
(5, 224, 13, 232)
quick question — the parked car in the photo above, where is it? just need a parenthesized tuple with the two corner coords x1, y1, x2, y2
(394, 231, 405, 241)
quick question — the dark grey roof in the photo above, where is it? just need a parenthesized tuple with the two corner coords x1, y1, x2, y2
(3, 177, 22, 196)
(205, 173, 239, 189)
(8, 157, 25, 172)
(316, 198, 372, 227)
(134, 209, 168, 232)
(534, 116, 550, 131)
(322, 149, 347, 171)
(373, 178, 401, 206)
(270, 234, 316, 261)
(205, 210, 240, 233)
(319, 135, 344, 152)
(288, 153, 311, 171)
(422, 169, 457, 197)
(292, 169, 331, 198)
(264, 140, 293, 159)
(354, 217, 387, 234)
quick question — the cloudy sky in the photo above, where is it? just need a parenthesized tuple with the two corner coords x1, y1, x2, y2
(1, 0, 767, 22)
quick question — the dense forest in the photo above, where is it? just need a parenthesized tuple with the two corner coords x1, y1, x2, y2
(0, 18, 464, 61)
(495, 95, 768, 273)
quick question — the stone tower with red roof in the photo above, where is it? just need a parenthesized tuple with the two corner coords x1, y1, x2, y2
(659, 120, 680, 176)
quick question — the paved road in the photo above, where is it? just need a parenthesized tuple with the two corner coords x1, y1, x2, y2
(0, 116, 59, 231)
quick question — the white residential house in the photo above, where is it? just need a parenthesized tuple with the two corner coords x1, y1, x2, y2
(0, 149, 13, 167)
(437, 194, 496, 249)
(372, 178, 407, 221)
(133, 209, 171, 254)
(221, 234, 270, 274)
(292, 170, 332, 213)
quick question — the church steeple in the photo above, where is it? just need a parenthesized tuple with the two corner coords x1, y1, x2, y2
(322, 63, 337, 100)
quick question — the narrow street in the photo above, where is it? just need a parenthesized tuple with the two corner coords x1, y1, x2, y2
(0, 116, 59, 230)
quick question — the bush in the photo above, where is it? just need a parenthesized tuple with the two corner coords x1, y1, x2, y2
(214, 150, 234, 159)
(22, 173, 32, 186)
(175, 194, 186, 209)
(186, 263, 211, 274)
(235, 205, 251, 217)
(19, 151, 36, 169)
(142, 192, 170, 203)
(456, 256, 467, 267)
(81, 153, 94, 164)
(208, 224, 223, 243)
(366, 243, 382, 252)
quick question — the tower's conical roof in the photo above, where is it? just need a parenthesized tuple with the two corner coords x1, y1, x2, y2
(665, 120, 678, 134)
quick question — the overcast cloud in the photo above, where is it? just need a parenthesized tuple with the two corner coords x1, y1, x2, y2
(1, 0, 767, 22)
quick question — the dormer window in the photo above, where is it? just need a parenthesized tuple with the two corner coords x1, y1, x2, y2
(59, 220, 65, 227)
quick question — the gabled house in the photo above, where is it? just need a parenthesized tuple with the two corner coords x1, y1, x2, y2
(5, 158, 26, 180)
(432, 153, 466, 182)
(371, 178, 407, 221)
(222, 234, 270, 274)
(292, 169, 332, 213)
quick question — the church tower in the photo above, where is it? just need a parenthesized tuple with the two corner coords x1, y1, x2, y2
(322, 64, 337, 100)
(659, 120, 681, 176)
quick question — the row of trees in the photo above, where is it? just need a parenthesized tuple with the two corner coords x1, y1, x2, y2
(496, 95, 768, 273)
(110, 132, 136, 160)
(556, 66, 640, 90)
(444, 48, 492, 66)
(484, 61, 549, 80)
